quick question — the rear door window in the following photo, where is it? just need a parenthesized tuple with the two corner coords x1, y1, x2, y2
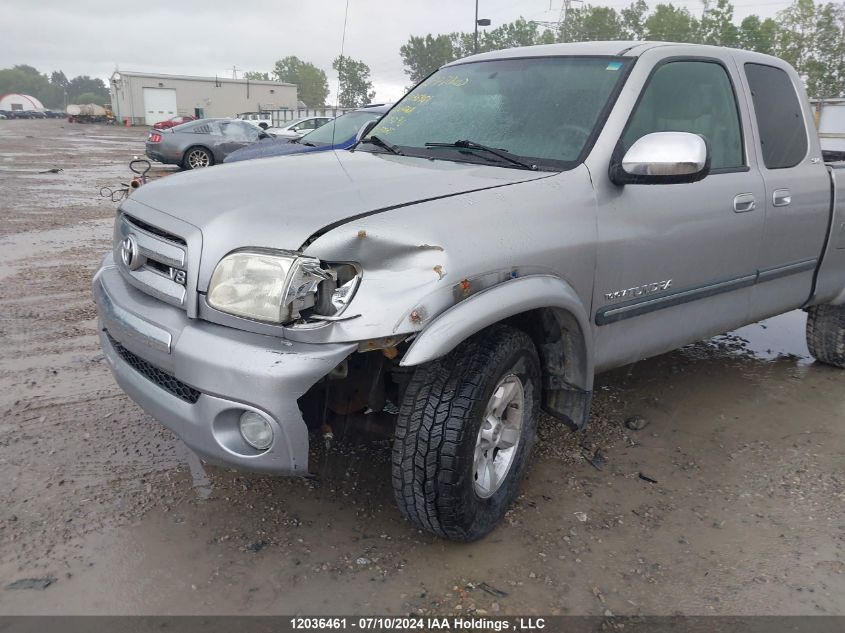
(744, 63, 808, 169)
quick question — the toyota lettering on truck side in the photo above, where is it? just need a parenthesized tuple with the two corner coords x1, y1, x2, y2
(93, 41, 845, 541)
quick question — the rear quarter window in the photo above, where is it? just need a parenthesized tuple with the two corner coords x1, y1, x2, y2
(744, 63, 808, 169)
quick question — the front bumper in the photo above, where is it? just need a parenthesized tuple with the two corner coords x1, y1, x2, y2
(93, 254, 355, 474)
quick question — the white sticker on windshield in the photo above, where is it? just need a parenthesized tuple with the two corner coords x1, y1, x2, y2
(606, 61, 623, 71)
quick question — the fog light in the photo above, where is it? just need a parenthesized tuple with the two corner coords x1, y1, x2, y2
(239, 411, 273, 450)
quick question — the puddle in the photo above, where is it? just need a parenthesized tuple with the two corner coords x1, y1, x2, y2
(711, 310, 812, 365)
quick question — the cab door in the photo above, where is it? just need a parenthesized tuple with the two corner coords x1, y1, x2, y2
(589, 54, 766, 371)
(740, 61, 831, 320)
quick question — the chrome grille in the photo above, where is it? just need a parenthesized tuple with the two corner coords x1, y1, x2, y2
(115, 214, 189, 309)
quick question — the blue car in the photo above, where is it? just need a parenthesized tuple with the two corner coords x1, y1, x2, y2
(224, 104, 390, 163)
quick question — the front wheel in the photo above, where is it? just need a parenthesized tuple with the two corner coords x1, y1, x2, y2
(392, 324, 540, 541)
(182, 146, 214, 170)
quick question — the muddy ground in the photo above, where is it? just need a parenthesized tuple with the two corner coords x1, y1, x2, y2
(0, 119, 842, 616)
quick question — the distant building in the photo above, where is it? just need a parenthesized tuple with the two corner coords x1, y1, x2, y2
(0, 93, 45, 112)
(109, 71, 298, 126)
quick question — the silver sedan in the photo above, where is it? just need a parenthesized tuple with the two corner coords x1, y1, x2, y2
(145, 119, 271, 170)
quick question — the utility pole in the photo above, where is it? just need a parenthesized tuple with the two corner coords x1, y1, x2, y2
(474, 0, 491, 54)
(474, 0, 479, 54)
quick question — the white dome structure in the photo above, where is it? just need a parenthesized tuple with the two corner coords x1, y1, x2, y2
(0, 93, 45, 112)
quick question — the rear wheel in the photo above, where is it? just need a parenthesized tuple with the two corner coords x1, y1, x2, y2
(392, 324, 540, 541)
(182, 146, 213, 170)
(806, 304, 845, 368)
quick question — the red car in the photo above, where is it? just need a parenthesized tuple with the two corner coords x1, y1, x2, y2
(152, 115, 196, 130)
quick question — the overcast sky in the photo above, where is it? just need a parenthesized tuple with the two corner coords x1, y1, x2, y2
(0, 0, 788, 103)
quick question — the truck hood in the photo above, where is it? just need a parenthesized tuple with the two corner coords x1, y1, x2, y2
(129, 150, 552, 251)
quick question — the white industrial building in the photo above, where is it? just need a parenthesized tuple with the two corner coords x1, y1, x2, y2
(109, 71, 298, 126)
(0, 93, 45, 112)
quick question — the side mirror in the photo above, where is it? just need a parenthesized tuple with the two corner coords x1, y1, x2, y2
(609, 132, 710, 185)
(356, 120, 378, 143)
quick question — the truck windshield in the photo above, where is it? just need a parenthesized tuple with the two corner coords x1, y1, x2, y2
(363, 56, 631, 170)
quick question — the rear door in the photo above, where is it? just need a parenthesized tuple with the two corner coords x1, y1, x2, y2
(589, 51, 766, 371)
(739, 60, 831, 320)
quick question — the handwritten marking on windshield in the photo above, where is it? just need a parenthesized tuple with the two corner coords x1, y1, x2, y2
(428, 75, 470, 87)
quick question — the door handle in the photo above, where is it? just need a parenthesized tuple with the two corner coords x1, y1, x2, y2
(733, 193, 756, 213)
(773, 189, 791, 207)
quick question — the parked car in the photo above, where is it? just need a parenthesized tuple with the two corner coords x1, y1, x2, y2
(266, 116, 334, 139)
(236, 111, 272, 129)
(225, 105, 389, 163)
(94, 42, 845, 541)
(0, 113, 6, 120)
(152, 115, 197, 130)
(44, 110, 65, 119)
(145, 118, 271, 169)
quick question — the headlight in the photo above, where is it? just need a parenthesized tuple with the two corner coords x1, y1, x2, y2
(207, 250, 359, 324)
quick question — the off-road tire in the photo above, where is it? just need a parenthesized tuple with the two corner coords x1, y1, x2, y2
(392, 324, 541, 541)
(806, 304, 845, 368)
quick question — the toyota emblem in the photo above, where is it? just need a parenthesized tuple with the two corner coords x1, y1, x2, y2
(120, 235, 141, 270)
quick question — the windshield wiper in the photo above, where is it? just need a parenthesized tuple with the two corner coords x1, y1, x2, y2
(424, 139, 538, 170)
(360, 135, 404, 155)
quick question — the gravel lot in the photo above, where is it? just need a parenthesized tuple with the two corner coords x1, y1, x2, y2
(0, 119, 843, 616)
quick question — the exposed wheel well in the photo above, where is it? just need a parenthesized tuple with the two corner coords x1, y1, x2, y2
(503, 307, 592, 429)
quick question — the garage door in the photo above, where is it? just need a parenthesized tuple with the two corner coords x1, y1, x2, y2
(142, 88, 177, 126)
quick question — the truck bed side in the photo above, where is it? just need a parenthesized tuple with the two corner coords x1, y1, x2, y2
(807, 163, 845, 306)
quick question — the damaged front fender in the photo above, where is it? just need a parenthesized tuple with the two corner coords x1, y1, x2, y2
(400, 274, 592, 371)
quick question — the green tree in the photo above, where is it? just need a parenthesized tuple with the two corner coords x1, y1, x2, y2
(476, 17, 548, 52)
(400, 34, 457, 83)
(400, 19, 552, 83)
(332, 55, 376, 107)
(776, 0, 818, 74)
(0, 65, 63, 108)
(244, 71, 270, 81)
(805, 2, 845, 97)
(621, 0, 650, 39)
(13, 64, 41, 77)
(50, 70, 68, 88)
(644, 4, 700, 42)
(67, 75, 108, 103)
(73, 91, 105, 104)
(271, 56, 329, 106)
(738, 15, 779, 54)
(699, 0, 739, 47)
(560, 6, 627, 42)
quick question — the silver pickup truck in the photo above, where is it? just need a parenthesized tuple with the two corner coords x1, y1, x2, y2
(93, 41, 845, 541)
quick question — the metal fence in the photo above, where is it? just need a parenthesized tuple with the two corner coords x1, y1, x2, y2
(267, 107, 356, 126)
